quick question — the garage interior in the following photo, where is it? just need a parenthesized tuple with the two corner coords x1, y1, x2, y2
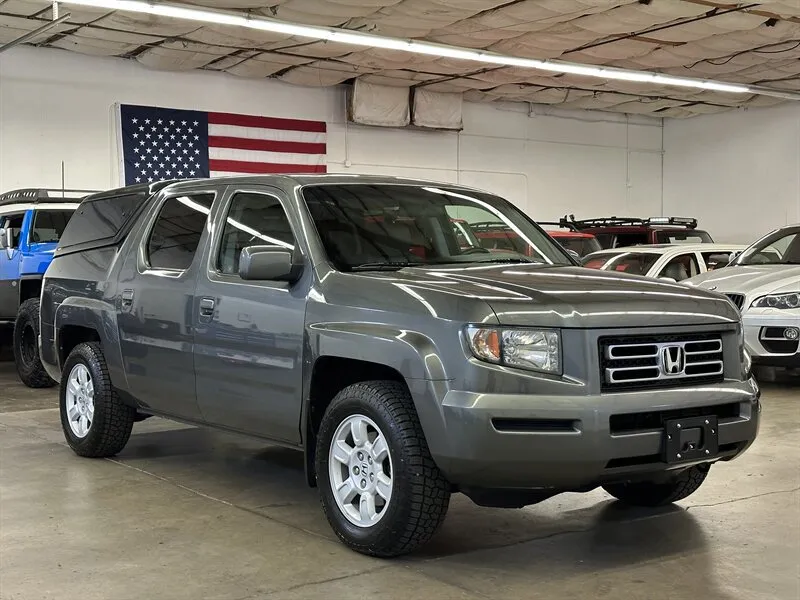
(1, 1, 800, 599)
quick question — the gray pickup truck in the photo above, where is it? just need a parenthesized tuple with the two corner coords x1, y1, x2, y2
(40, 175, 760, 557)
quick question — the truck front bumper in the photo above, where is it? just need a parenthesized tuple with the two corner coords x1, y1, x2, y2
(431, 379, 760, 490)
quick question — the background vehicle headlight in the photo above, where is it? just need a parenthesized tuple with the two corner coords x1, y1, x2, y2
(751, 292, 800, 310)
(465, 326, 561, 374)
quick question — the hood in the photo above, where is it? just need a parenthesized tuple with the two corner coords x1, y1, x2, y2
(686, 265, 800, 297)
(357, 264, 739, 329)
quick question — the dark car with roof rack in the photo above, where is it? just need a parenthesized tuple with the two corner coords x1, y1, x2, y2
(562, 215, 714, 249)
(0, 188, 94, 387)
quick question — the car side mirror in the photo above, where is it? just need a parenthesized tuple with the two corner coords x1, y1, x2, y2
(0, 228, 7, 250)
(659, 276, 677, 283)
(728, 250, 741, 263)
(566, 249, 580, 261)
(238, 245, 303, 283)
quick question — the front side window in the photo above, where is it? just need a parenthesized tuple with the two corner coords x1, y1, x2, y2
(146, 194, 214, 270)
(302, 185, 571, 271)
(582, 251, 660, 276)
(217, 192, 295, 276)
(30, 210, 74, 244)
(0, 213, 25, 249)
(658, 254, 700, 281)
(736, 227, 800, 266)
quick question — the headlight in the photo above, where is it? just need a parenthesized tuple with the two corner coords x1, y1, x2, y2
(751, 292, 800, 310)
(465, 326, 561, 374)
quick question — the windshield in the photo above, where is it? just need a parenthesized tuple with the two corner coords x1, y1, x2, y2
(734, 227, 800, 266)
(301, 184, 572, 271)
(655, 230, 713, 244)
(551, 235, 602, 257)
(30, 209, 75, 244)
(583, 251, 660, 276)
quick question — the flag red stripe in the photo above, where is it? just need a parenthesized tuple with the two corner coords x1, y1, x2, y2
(209, 136, 326, 155)
(208, 112, 327, 133)
(209, 159, 327, 174)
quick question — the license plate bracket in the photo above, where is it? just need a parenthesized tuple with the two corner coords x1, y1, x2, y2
(664, 415, 718, 464)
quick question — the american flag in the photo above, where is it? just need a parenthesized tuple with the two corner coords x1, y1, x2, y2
(119, 104, 327, 186)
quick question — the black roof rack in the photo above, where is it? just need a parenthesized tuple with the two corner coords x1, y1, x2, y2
(0, 188, 98, 207)
(539, 220, 579, 232)
(561, 215, 698, 230)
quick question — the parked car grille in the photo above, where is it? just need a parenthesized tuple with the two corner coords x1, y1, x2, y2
(725, 293, 745, 310)
(600, 332, 725, 391)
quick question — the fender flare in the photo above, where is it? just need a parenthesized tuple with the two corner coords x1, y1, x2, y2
(301, 322, 452, 485)
(54, 296, 130, 398)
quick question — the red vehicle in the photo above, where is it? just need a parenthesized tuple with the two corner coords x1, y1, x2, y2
(539, 222, 602, 257)
(562, 215, 714, 249)
(472, 221, 601, 258)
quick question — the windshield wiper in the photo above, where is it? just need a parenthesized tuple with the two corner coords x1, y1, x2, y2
(350, 261, 419, 272)
(474, 257, 539, 264)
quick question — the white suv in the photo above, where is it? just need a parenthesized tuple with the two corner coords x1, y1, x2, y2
(686, 224, 800, 369)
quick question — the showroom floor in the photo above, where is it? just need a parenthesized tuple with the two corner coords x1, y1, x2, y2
(1, 359, 797, 600)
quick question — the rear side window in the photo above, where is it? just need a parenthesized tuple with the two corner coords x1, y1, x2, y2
(31, 210, 74, 244)
(146, 194, 214, 270)
(58, 193, 145, 249)
(613, 233, 649, 247)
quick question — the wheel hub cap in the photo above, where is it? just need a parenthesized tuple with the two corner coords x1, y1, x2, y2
(329, 414, 393, 528)
(65, 364, 94, 439)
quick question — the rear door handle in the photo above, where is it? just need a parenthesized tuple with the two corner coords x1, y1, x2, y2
(199, 297, 216, 318)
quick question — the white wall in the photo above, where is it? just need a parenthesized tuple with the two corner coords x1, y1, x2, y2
(664, 103, 800, 243)
(0, 45, 663, 220)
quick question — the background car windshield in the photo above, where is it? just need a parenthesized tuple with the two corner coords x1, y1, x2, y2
(302, 184, 572, 270)
(31, 210, 74, 244)
(583, 251, 660, 275)
(736, 228, 800, 265)
(554, 236, 602, 257)
(656, 230, 713, 244)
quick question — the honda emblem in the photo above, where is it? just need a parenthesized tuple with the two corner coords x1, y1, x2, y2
(660, 345, 686, 376)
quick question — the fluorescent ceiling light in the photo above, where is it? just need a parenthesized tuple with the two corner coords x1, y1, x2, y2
(56, 0, 797, 100)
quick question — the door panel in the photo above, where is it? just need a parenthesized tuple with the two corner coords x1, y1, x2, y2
(193, 188, 306, 443)
(116, 192, 215, 419)
(0, 212, 26, 320)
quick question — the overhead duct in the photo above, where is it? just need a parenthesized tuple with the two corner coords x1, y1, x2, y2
(412, 89, 463, 131)
(349, 80, 410, 128)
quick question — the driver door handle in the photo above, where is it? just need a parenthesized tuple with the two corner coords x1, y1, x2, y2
(199, 297, 216, 319)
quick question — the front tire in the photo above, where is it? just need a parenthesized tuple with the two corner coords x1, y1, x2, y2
(603, 464, 710, 507)
(316, 381, 450, 557)
(13, 298, 55, 388)
(60, 342, 135, 458)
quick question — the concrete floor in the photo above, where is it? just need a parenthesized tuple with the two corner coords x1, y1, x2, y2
(1, 359, 798, 600)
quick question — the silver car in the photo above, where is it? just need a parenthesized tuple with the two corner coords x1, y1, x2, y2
(686, 224, 800, 369)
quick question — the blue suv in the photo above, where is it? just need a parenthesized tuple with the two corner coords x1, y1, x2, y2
(0, 189, 91, 387)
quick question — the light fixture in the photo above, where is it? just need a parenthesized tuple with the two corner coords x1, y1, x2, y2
(56, 0, 800, 100)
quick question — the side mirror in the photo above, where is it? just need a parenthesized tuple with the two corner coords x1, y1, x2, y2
(659, 276, 677, 283)
(566, 249, 580, 261)
(0, 228, 7, 250)
(728, 250, 741, 263)
(238, 245, 303, 282)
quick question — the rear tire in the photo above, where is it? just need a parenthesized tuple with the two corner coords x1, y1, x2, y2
(316, 380, 450, 557)
(13, 298, 55, 388)
(60, 342, 135, 458)
(603, 464, 709, 507)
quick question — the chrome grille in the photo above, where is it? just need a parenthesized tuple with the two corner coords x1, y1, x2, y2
(600, 333, 724, 391)
(725, 293, 745, 310)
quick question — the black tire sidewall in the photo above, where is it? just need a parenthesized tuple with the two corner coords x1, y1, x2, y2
(316, 390, 421, 552)
(59, 343, 119, 454)
(13, 298, 54, 387)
